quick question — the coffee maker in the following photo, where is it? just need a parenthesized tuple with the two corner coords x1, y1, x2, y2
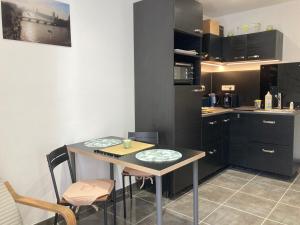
(222, 93, 239, 108)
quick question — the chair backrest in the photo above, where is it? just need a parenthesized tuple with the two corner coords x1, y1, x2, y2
(46, 145, 75, 202)
(0, 181, 23, 225)
(128, 132, 159, 145)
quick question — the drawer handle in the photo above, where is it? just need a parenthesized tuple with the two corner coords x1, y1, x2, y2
(263, 120, 276, 124)
(208, 149, 217, 155)
(248, 55, 260, 59)
(223, 119, 230, 123)
(208, 121, 218, 125)
(262, 149, 275, 154)
(194, 29, 203, 34)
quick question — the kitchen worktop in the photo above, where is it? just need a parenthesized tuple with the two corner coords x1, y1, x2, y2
(202, 107, 299, 117)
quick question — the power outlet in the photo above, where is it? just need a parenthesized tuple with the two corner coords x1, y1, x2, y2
(222, 85, 235, 91)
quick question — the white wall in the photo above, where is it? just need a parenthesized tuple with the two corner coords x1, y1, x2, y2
(214, 0, 300, 62)
(0, 0, 135, 224)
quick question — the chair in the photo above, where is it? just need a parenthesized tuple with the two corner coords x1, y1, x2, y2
(46, 145, 116, 225)
(121, 132, 158, 218)
(0, 180, 76, 225)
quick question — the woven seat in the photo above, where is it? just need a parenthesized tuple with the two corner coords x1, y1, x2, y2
(122, 167, 153, 177)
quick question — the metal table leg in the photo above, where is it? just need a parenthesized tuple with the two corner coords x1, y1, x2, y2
(193, 161, 199, 225)
(70, 152, 76, 181)
(155, 176, 163, 225)
(110, 163, 114, 180)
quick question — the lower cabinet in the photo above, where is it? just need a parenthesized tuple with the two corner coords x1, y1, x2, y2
(229, 113, 296, 177)
(200, 114, 230, 179)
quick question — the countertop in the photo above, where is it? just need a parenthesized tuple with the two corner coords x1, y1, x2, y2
(202, 107, 299, 117)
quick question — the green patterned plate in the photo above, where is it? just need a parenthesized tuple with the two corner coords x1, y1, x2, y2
(84, 138, 122, 148)
(135, 149, 182, 163)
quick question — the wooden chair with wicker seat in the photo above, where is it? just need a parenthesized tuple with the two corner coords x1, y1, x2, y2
(46, 145, 116, 225)
(121, 131, 158, 218)
(0, 180, 76, 225)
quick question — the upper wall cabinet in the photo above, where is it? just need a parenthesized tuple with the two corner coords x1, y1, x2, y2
(202, 34, 223, 61)
(223, 35, 247, 62)
(175, 0, 203, 37)
(247, 30, 283, 61)
(222, 30, 283, 62)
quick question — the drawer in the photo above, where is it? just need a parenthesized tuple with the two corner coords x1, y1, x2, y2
(202, 116, 221, 145)
(247, 143, 293, 176)
(249, 115, 294, 146)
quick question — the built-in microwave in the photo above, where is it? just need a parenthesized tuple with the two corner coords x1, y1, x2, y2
(174, 62, 194, 85)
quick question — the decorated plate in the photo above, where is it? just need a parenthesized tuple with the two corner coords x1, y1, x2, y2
(135, 149, 182, 163)
(84, 138, 122, 148)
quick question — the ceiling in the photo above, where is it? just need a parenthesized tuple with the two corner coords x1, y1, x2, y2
(197, 0, 295, 17)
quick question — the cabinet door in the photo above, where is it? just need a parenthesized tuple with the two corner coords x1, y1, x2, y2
(220, 115, 231, 165)
(175, 0, 203, 37)
(278, 63, 300, 107)
(247, 30, 283, 60)
(202, 34, 222, 61)
(175, 85, 202, 149)
(202, 115, 221, 146)
(222, 35, 247, 62)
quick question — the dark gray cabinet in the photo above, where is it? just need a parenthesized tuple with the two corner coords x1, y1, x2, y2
(134, 0, 203, 196)
(222, 30, 283, 62)
(202, 34, 222, 61)
(222, 35, 247, 62)
(175, 0, 203, 36)
(260, 62, 300, 108)
(229, 112, 297, 177)
(247, 30, 283, 61)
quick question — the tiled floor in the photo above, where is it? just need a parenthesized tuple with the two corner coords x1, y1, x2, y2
(75, 167, 300, 225)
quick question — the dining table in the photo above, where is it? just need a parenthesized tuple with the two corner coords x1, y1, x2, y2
(67, 136, 205, 225)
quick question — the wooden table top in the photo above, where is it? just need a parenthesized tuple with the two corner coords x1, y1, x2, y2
(68, 137, 205, 176)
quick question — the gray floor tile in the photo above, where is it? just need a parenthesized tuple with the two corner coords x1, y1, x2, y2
(222, 168, 257, 180)
(263, 220, 284, 225)
(107, 197, 155, 224)
(78, 211, 128, 225)
(240, 180, 286, 201)
(225, 192, 276, 218)
(253, 174, 292, 189)
(280, 189, 300, 207)
(136, 209, 192, 225)
(166, 194, 219, 221)
(135, 190, 171, 206)
(290, 176, 300, 192)
(269, 203, 300, 225)
(204, 205, 263, 225)
(208, 174, 249, 190)
(196, 183, 235, 204)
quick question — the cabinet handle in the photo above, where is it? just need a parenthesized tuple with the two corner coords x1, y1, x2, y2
(248, 55, 260, 59)
(262, 149, 275, 154)
(208, 151, 214, 155)
(194, 29, 203, 34)
(192, 89, 203, 93)
(234, 56, 245, 60)
(223, 119, 230, 123)
(208, 121, 218, 125)
(262, 120, 276, 124)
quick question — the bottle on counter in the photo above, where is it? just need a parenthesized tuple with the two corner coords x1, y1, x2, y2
(265, 91, 273, 110)
(290, 102, 295, 111)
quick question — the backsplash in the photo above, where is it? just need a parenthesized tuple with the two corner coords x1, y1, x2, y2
(201, 70, 260, 106)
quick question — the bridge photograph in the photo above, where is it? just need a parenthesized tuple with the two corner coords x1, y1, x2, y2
(1, 0, 71, 47)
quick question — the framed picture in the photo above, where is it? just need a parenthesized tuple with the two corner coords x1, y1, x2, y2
(1, 0, 71, 47)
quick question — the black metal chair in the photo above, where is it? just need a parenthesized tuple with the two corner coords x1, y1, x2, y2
(46, 145, 116, 225)
(121, 132, 159, 218)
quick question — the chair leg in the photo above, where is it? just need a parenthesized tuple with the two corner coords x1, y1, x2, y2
(113, 186, 117, 225)
(122, 174, 127, 218)
(129, 176, 133, 199)
(53, 213, 58, 225)
(104, 201, 108, 225)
